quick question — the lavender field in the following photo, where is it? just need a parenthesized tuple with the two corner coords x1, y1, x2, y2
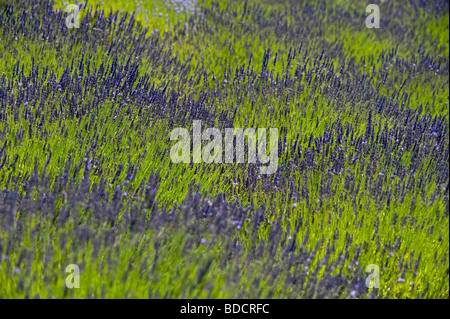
(0, 0, 448, 298)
